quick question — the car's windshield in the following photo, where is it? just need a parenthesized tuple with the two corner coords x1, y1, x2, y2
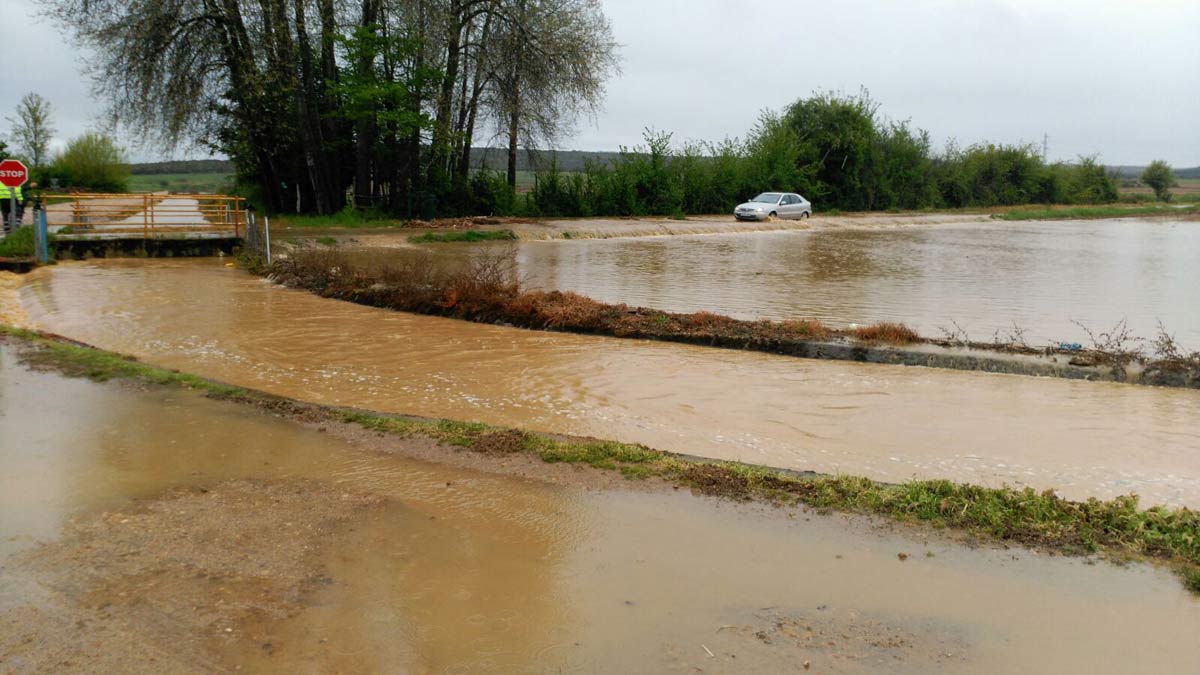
(750, 193, 782, 203)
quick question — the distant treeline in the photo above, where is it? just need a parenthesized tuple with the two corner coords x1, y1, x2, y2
(500, 90, 1124, 218)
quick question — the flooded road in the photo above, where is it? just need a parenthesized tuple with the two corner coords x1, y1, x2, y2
(409, 218, 1200, 348)
(0, 272, 26, 328)
(3, 345, 1199, 673)
(17, 259, 1200, 508)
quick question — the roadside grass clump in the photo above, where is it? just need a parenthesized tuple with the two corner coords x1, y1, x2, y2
(315, 236, 338, 246)
(850, 321, 920, 344)
(532, 437, 660, 470)
(508, 290, 616, 330)
(1184, 567, 1200, 594)
(339, 410, 428, 437)
(408, 229, 518, 244)
(6, 324, 1200, 594)
(783, 318, 833, 340)
(337, 410, 490, 448)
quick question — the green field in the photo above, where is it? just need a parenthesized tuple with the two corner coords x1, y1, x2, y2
(127, 172, 234, 194)
(1118, 177, 1200, 202)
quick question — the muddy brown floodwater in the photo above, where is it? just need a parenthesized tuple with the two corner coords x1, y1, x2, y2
(520, 218, 1200, 348)
(380, 218, 1200, 348)
(3, 345, 1199, 673)
(15, 259, 1200, 508)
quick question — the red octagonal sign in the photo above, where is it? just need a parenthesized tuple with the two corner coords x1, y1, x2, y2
(0, 159, 28, 188)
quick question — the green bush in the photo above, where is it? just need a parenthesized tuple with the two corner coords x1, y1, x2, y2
(467, 170, 517, 216)
(51, 132, 129, 192)
(1141, 160, 1174, 202)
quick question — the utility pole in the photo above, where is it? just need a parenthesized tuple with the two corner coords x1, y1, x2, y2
(1042, 133, 1048, 162)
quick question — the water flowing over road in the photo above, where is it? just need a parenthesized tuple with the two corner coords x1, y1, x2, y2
(18, 259, 1200, 507)
(350, 217, 1198, 347)
(458, 218, 1200, 348)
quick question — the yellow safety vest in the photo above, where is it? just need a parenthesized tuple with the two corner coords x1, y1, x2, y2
(0, 185, 18, 200)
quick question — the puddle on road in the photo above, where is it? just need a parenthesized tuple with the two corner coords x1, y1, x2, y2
(17, 259, 1200, 508)
(2, 345, 1198, 673)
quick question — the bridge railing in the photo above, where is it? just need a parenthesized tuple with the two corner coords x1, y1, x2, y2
(42, 193, 245, 237)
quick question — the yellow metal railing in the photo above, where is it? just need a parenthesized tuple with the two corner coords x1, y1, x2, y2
(43, 193, 245, 237)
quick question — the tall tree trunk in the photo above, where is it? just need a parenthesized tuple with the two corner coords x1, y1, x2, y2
(503, 0, 524, 190)
(354, 0, 379, 208)
(429, 0, 464, 191)
(318, 0, 344, 210)
(216, 0, 284, 211)
(456, 9, 491, 184)
(403, 0, 426, 213)
(294, 0, 334, 214)
(451, 29, 472, 189)
(506, 96, 519, 189)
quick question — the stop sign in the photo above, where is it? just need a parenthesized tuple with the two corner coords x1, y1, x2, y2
(0, 159, 28, 188)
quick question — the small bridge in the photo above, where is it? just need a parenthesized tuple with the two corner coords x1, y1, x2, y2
(46, 194, 247, 240)
(39, 193, 270, 259)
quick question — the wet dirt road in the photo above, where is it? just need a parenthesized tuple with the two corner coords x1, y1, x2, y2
(16, 259, 1200, 508)
(2, 345, 1198, 674)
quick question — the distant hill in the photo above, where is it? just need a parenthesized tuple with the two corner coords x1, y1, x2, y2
(471, 148, 625, 172)
(128, 159, 234, 175)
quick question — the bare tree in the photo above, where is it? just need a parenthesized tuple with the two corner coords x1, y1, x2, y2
(8, 93, 56, 168)
(487, 0, 618, 188)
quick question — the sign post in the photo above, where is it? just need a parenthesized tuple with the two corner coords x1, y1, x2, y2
(0, 158, 30, 234)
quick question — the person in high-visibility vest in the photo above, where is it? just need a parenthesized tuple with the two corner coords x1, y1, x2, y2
(13, 183, 26, 224)
(0, 184, 13, 232)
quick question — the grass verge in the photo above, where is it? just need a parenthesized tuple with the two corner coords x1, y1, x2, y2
(3, 323, 1199, 595)
(996, 204, 1200, 221)
(0, 325, 242, 396)
(408, 229, 518, 243)
(0, 227, 38, 258)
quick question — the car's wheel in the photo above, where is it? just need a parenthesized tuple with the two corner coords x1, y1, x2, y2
(800, 211, 809, 219)
(769, 211, 777, 220)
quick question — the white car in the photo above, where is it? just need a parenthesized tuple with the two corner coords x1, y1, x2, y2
(734, 192, 812, 221)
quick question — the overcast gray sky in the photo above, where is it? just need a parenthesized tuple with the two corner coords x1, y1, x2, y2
(4, 0, 1198, 165)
